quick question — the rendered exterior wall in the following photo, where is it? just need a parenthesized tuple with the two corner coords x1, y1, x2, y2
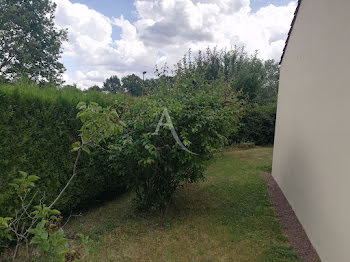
(272, 0, 350, 261)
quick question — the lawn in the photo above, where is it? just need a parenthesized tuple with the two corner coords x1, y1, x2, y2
(63, 147, 300, 262)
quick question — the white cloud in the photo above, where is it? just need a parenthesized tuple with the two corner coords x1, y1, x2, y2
(193, 0, 250, 13)
(54, 0, 296, 89)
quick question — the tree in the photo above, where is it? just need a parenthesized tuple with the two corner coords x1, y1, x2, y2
(122, 74, 143, 96)
(61, 84, 78, 90)
(0, 0, 67, 85)
(256, 59, 280, 104)
(102, 75, 122, 94)
(87, 85, 101, 92)
(143, 78, 161, 94)
(174, 47, 280, 104)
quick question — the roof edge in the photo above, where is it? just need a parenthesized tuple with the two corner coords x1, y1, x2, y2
(279, 0, 303, 65)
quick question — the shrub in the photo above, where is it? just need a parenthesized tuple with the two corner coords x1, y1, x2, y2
(0, 102, 122, 260)
(0, 76, 243, 215)
(0, 81, 126, 218)
(108, 74, 243, 211)
(231, 103, 277, 145)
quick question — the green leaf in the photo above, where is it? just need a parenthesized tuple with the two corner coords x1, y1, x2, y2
(18, 171, 28, 177)
(76, 102, 86, 110)
(30, 237, 41, 244)
(82, 146, 91, 155)
(9, 183, 19, 189)
(4, 217, 12, 222)
(7, 234, 14, 241)
(40, 231, 48, 240)
(71, 141, 81, 148)
(50, 209, 61, 215)
(28, 175, 40, 182)
(40, 240, 50, 251)
(72, 147, 80, 152)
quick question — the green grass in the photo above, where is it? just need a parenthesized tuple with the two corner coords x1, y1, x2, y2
(63, 147, 300, 262)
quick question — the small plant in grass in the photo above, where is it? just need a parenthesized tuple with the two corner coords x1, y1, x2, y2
(0, 102, 124, 261)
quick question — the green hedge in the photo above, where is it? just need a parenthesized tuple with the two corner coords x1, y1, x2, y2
(0, 82, 125, 217)
(231, 103, 277, 145)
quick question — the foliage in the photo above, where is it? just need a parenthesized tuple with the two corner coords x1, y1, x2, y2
(173, 47, 279, 145)
(50, 101, 125, 209)
(143, 78, 161, 94)
(29, 220, 68, 261)
(255, 60, 280, 104)
(174, 47, 279, 104)
(0, 0, 67, 85)
(103, 75, 122, 94)
(122, 74, 143, 96)
(0, 171, 90, 261)
(0, 171, 65, 259)
(0, 72, 242, 214)
(231, 103, 277, 145)
(61, 147, 301, 262)
(0, 80, 126, 220)
(108, 68, 243, 210)
(87, 85, 101, 92)
(0, 99, 122, 260)
(76, 102, 124, 147)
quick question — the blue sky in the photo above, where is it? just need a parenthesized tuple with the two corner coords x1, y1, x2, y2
(70, 0, 293, 39)
(69, 0, 294, 20)
(250, 0, 294, 12)
(70, 0, 136, 40)
(70, 0, 136, 20)
(55, 0, 296, 89)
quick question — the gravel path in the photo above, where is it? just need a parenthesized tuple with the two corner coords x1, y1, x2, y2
(261, 173, 321, 262)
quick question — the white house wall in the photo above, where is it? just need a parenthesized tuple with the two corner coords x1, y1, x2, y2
(272, 0, 350, 261)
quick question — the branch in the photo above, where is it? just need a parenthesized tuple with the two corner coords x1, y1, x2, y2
(0, 54, 15, 72)
(20, 191, 38, 220)
(61, 213, 82, 229)
(49, 149, 82, 208)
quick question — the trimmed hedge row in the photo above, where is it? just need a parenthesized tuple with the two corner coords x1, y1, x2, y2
(0, 82, 125, 217)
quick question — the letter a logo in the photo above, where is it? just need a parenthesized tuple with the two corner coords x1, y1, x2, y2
(153, 108, 198, 155)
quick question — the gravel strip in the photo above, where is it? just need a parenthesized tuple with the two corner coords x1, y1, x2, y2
(261, 173, 321, 262)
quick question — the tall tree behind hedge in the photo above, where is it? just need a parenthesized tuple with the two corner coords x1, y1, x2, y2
(103, 75, 122, 94)
(174, 47, 279, 104)
(88, 85, 102, 92)
(0, 0, 67, 85)
(256, 60, 280, 104)
(122, 74, 143, 96)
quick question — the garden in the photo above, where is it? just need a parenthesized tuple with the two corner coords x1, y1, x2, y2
(0, 1, 294, 261)
(0, 64, 296, 261)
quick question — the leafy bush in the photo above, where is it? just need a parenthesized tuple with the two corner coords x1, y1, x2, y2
(0, 102, 123, 260)
(108, 71, 243, 211)
(170, 47, 279, 146)
(231, 103, 277, 145)
(0, 80, 126, 218)
(173, 48, 279, 104)
(0, 74, 243, 215)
